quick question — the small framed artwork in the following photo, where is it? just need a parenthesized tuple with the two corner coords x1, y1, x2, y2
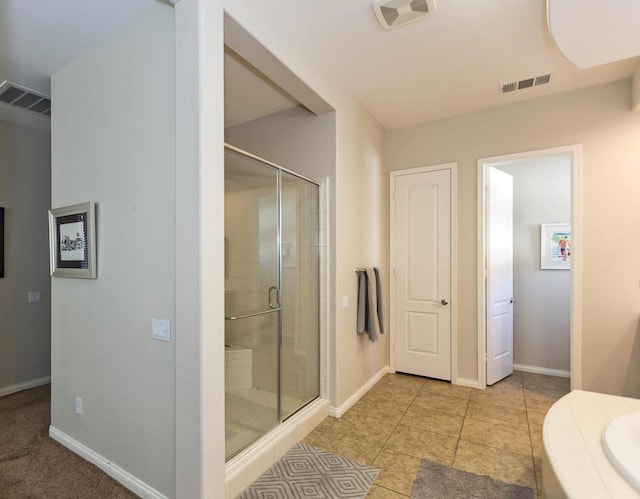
(0, 207, 4, 278)
(541, 223, 571, 270)
(49, 202, 96, 278)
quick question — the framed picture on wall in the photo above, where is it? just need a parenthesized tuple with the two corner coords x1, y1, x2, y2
(49, 202, 97, 278)
(541, 223, 571, 270)
(0, 207, 4, 278)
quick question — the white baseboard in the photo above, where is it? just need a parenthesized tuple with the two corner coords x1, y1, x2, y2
(49, 426, 168, 499)
(329, 365, 390, 418)
(514, 364, 570, 378)
(453, 377, 479, 389)
(0, 376, 50, 397)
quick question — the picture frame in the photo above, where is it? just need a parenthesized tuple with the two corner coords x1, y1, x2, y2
(49, 202, 96, 278)
(541, 223, 571, 270)
(0, 207, 4, 278)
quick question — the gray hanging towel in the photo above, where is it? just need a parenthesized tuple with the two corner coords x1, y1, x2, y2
(365, 268, 381, 342)
(374, 267, 385, 334)
(357, 270, 367, 334)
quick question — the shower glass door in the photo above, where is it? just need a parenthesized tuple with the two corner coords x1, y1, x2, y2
(280, 172, 320, 420)
(224, 145, 320, 461)
(224, 148, 280, 460)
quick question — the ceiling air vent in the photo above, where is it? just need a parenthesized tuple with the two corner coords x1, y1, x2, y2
(373, 0, 436, 31)
(500, 74, 552, 94)
(0, 81, 51, 117)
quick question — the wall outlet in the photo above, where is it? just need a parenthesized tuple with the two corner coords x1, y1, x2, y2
(28, 291, 42, 303)
(75, 397, 83, 415)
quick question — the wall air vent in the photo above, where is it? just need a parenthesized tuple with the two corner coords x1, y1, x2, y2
(500, 74, 552, 94)
(373, 0, 436, 31)
(0, 81, 51, 117)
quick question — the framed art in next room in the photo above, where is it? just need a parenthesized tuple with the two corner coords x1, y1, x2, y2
(541, 222, 571, 270)
(49, 202, 96, 279)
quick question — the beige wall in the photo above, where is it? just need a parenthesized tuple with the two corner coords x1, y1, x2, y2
(0, 120, 51, 392)
(388, 79, 640, 396)
(51, 4, 176, 495)
(333, 96, 388, 405)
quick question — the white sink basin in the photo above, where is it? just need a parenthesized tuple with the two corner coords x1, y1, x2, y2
(602, 413, 640, 493)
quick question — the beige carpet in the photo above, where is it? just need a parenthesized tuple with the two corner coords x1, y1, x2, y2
(0, 384, 138, 498)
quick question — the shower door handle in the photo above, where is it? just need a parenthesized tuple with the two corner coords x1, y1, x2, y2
(268, 286, 280, 309)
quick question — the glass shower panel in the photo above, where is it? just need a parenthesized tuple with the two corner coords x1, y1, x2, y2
(224, 149, 280, 460)
(280, 172, 320, 420)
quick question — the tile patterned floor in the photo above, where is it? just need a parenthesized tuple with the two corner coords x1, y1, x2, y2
(302, 371, 570, 498)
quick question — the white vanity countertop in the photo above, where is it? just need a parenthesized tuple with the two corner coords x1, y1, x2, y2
(543, 390, 640, 498)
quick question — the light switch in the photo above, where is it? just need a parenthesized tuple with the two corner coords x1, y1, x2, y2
(342, 295, 349, 309)
(28, 291, 42, 304)
(152, 319, 171, 342)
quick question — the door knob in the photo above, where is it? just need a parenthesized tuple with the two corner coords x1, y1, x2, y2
(440, 298, 448, 306)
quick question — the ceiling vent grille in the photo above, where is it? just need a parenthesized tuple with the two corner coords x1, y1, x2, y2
(500, 74, 552, 94)
(373, 0, 436, 31)
(0, 81, 51, 117)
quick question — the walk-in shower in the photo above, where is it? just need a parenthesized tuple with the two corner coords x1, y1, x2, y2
(224, 144, 320, 460)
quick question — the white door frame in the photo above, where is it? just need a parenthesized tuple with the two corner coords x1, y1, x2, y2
(477, 145, 582, 391)
(390, 163, 459, 382)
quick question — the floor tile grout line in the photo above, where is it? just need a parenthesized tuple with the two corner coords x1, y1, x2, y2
(367, 377, 429, 496)
(450, 388, 472, 467)
(522, 374, 542, 497)
(370, 380, 426, 464)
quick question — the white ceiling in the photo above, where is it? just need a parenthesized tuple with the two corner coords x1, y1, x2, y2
(237, 0, 640, 129)
(1, 0, 640, 131)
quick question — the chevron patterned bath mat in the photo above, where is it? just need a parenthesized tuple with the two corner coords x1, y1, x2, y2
(237, 443, 379, 498)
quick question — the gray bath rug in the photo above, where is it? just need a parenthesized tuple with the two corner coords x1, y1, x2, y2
(238, 443, 379, 498)
(411, 459, 535, 499)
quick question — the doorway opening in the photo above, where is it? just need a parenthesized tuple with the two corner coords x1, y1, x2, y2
(477, 145, 582, 390)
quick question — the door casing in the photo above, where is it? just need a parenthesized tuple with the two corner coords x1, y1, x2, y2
(477, 145, 582, 391)
(390, 163, 458, 383)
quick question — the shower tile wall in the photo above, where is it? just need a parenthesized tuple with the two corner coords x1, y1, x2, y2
(225, 186, 278, 395)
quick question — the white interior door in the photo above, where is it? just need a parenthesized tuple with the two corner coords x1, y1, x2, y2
(486, 167, 514, 385)
(394, 168, 451, 380)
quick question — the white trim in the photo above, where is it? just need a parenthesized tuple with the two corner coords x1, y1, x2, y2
(390, 163, 458, 382)
(329, 365, 389, 418)
(454, 377, 479, 389)
(514, 364, 570, 378)
(315, 176, 330, 402)
(0, 376, 50, 397)
(477, 144, 582, 391)
(450, 165, 459, 385)
(49, 426, 168, 499)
